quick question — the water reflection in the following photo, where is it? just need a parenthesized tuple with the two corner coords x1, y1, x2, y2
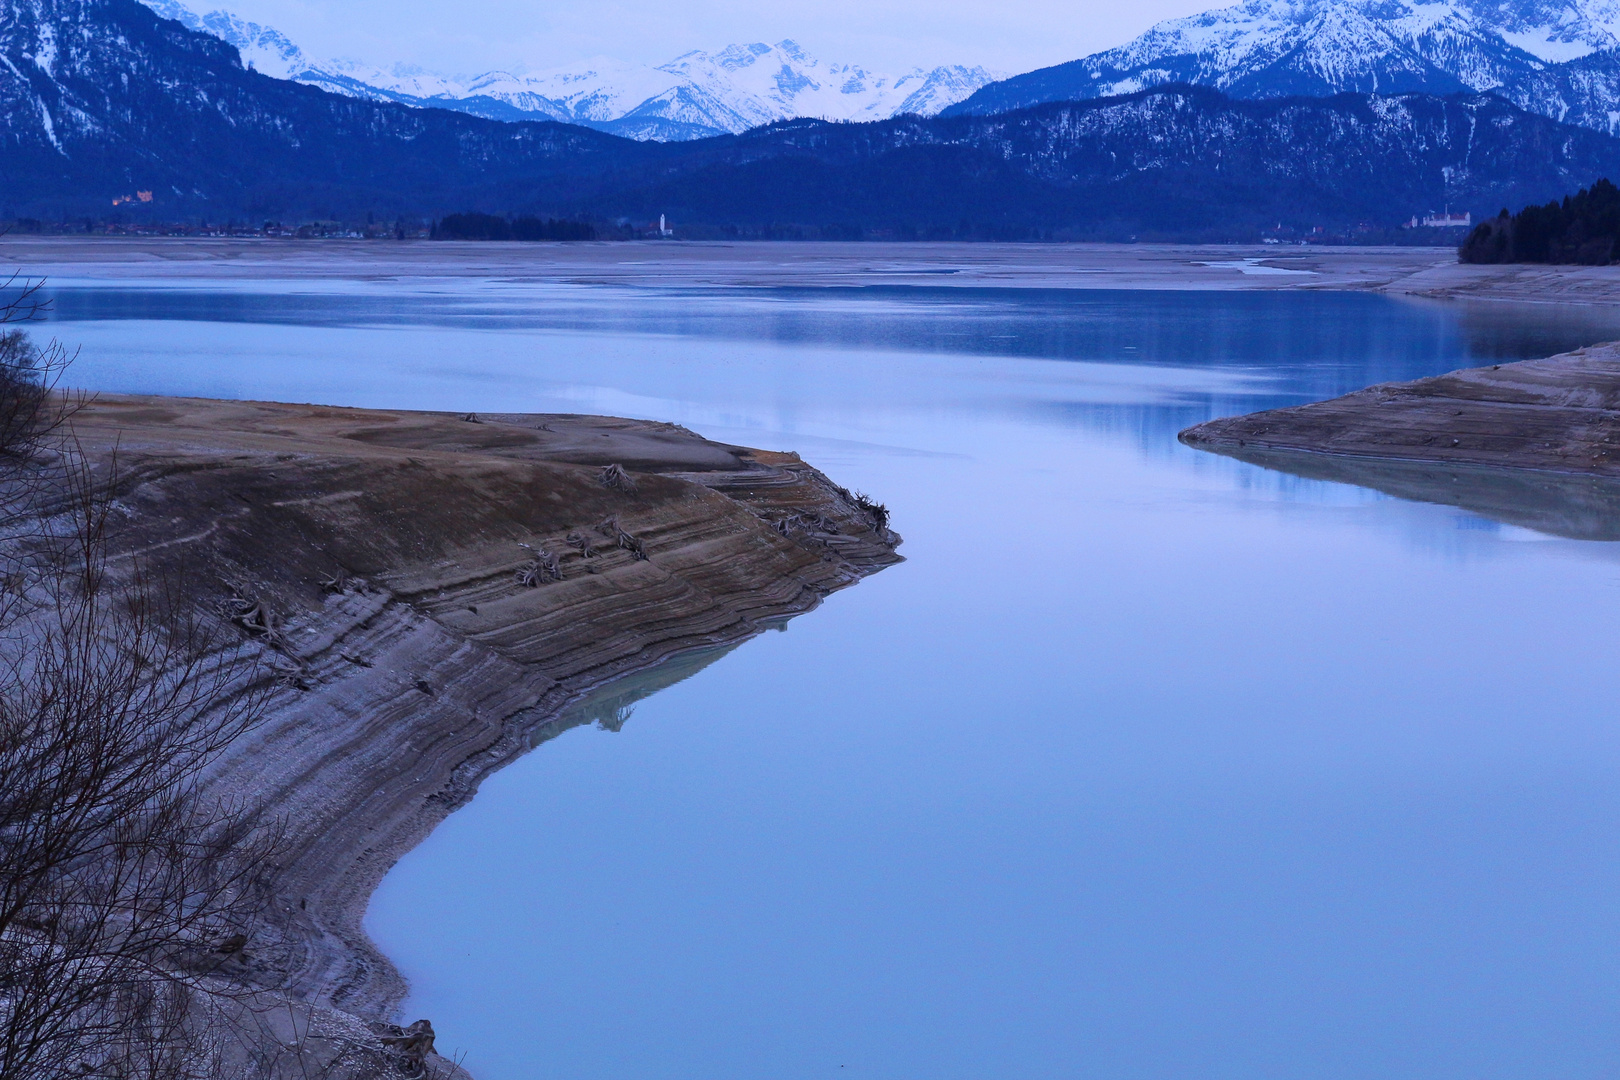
(540, 642, 746, 747)
(1194, 444, 1620, 540)
(41, 284, 1620, 378)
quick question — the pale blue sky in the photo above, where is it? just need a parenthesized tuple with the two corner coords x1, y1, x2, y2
(215, 0, 1221, 76)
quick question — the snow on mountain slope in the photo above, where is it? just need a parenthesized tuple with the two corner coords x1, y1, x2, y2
(1461, 0, 1620, 59)
(1500, 46, 1620, 131)
(140, 0, 304, 76)
(421, 41, 998, 136)
(135, 0, 996, 139)
(946, 0, 1620, 134)
(10, 0, 1620, 228)
(650, 41, 993, 128)
(958, 0, 1542, 105)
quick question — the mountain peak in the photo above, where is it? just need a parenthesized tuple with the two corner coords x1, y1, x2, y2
(137, 0, 998, 140)
(945, 0, 1620, 135)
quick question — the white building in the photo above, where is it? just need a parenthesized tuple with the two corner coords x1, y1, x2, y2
(1404, 210, 1472, 228)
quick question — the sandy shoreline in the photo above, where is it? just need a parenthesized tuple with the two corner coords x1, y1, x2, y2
(4, 237, 1620, 304)
(55, 395, 901, 1075)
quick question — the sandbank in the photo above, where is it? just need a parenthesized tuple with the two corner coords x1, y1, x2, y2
(3, 237, 1619, 303)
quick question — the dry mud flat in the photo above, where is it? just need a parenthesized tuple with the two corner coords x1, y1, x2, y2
(9, 236, 1620, 302)
(1180, 343, 1620, 539)
(65, 396, 901, 1075)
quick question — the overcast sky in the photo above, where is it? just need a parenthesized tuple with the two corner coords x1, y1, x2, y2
(212, 0, 1223, 75)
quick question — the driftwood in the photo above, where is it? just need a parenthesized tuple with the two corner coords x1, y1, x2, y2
(270, 655, 313, 691)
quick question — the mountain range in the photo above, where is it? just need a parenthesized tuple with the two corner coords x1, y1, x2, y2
(135, 0, 1620, 144)
(1, 0, 1616, 237)
(3, 0, 1620, 237)
(947, 0, 1620, 136)
(137, 0, 996, 140)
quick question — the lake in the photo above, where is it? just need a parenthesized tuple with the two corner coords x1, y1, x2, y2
(39, 268, 1620, 1080)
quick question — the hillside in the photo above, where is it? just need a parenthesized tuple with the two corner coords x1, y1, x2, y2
(601, 89, 1620, 237)
(0, 0, 681, 219)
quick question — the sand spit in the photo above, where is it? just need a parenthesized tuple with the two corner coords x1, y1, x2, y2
(8, 237, 1620, 303)
(59, 395, 901, 1075)
(1179, 343, 1620, 539)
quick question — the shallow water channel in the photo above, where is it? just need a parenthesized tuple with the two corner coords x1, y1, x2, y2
(42, 277, 1620, 1079)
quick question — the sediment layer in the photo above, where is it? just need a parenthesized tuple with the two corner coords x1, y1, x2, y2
(62, 395, 901, 1073)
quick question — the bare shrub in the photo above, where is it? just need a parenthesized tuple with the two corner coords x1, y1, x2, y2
(0, 277, 78, 466)
(0, 425, 275, 1076)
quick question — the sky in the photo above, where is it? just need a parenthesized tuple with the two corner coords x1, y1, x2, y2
(206, 0, 1226, 76)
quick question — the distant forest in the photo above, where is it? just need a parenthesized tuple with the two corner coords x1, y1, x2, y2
(1459, 178, 1620, 264)
(432, 213, 596, 241)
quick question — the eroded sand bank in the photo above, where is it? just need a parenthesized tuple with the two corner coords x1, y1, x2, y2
(57, 396, 901, 1075)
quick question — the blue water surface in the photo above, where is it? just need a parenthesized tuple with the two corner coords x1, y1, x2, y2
(40, 277, 1620, 1080)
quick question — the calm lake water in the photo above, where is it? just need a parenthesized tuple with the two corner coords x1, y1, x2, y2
(41, 276, 1620, 1080)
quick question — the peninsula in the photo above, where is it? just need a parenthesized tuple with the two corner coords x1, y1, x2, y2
(56, 395, 902, 1075)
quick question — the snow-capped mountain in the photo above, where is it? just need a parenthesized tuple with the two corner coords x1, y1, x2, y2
(6, 0, 1618, 231)
(140, 0, 302, 74)
(137, 0, 996, 139)
(945, 0, 1620, 135)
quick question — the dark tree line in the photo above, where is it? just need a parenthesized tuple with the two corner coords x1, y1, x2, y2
(431, 213, 596, 241)
(1460, 178, 1620, 264)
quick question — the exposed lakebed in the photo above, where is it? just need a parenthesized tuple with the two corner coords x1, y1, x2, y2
(38, 268, 1620, 1080)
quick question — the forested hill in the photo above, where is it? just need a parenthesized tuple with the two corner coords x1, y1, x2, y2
(1460, 178, 1620, 264)
(583, 89, 1620, 237)
(3, 0, 1620, 236)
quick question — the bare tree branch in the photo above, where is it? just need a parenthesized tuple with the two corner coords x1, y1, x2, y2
(0, 407, 278, 1080)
